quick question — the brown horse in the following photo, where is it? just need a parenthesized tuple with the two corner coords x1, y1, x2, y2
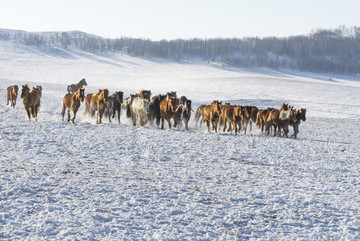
(256, 108, 274, 134)
(6, 85, 19, 108)
(194, 104, 206, 127)
(83, 93, 93, 116)
(218, 104, 234, 133)
(61, 88, 85, 123)
(20, 84, 41, 121)
(290, 108, 306, 138)
(202, 100, 222, 133)
(233, 105, 247, 135)
(96, 89, 109, 124)
(89, 89, 103, 118)
(160, 97, 178, 129)
(67, 78, 87, 94)
(249, 106, 259, 132)
(265, 108, 297, 137)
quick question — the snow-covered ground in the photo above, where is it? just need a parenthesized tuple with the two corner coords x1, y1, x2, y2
(1, 40, 360, 240)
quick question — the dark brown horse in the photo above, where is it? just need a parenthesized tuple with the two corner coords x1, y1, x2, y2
(67, 78, 87, 94)
(290, 108, 306, 138)
(104, 91, 123, 124)
(61, 88, 85, 123)
(139, 90, 152, 100)
(21, 84, 41, 121)
(174, 99, 192, 130)
(148, 94, 166, 126)
(202, 100, 222, 133)
(6, 85, 19, 108)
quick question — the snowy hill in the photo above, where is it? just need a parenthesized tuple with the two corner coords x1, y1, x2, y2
(1, 37, 360, 240)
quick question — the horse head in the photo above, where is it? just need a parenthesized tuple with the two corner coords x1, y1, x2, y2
(299, 108, 306, 121)
(78, 88, 85, 102)
(80, 78, 87, 86)
(280, 103, 289, 111)
(21, 84, 30, 98)
(13, 85, 19, 95)
(212, 100, 222, 116)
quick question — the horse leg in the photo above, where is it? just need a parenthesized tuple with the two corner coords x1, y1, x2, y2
(71, 110, 77, 123)
(25, 107, 31, 119)
(161, 117, 164, 129)
(185, 119, 189, 130)
(167, 118, 172, 129)
(206, 120, 210, 133)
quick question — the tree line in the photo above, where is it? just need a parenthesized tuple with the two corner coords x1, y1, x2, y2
(1, 26, 359, 75)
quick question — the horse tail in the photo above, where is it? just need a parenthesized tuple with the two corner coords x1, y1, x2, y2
(194, 107, 201, 126)
(255, 111, 261, 128)
(67, 85, 71, 94)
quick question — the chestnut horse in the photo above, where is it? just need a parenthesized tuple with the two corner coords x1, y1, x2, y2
(20, 84, 41, 121)
(67, 78, 87, 94)
(160, 97, 178, 129)
(61, 88, 85, 123)
(6, 85, 19, 108)
(256, 108, 274, 134)
(265, 108, 297, 137)
(202, 100, 222, 133)
(218, 104, 234, 133)
(96, 89, 109, 124)
(89, 89, 103, 118)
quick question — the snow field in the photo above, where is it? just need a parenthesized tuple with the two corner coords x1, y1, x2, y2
(1, 40, 360, 239)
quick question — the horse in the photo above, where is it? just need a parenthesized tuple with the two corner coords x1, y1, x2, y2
(174, 99, 192, 130)
(20, 84, 41, 121)
(89, 89, 103, 118)
(160, 97, 178, 129)
(218, 104, 234, 133)
(249, 106, 259, 132)
(61, 88, 85, 123)
(290, 108, 306, 138)
(96, 89, 109, 124)
(233, 105, 248, 135)
(131, 97, 150, 126)
(104, 91, 123, 124)
(121, 94, 138, 119)
(83, 93, 94, 116)
(6, 85, 19, 108)
(202, 100, 222, 133)
(67, 78, 87, 94)
(241, 106, 253, 135)
(148, 94, 166, 126)
(256, 108, 274, 135)
(194, 104, 206, 127)
(265, 108, 297, 137)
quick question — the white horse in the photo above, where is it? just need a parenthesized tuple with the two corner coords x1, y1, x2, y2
(131, 97, 150, 126)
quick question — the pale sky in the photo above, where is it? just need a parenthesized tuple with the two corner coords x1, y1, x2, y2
(0, 0, 359, 40)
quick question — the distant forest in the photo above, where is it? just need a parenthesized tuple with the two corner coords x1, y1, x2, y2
(1, 26, 360, 75)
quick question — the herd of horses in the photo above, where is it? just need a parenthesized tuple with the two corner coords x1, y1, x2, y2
(5, 78, 307, 138)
